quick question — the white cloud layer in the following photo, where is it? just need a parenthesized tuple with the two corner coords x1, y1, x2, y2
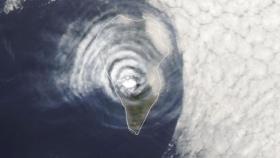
(3, 0, 25, 14)
(3, 0, 56, 14)
(149, 0, 280, 157)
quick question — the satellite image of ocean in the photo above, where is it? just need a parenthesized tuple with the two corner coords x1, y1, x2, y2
(2, 0, 280, 158)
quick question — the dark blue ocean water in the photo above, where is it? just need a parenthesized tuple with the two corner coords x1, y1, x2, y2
(0, 0, 182, 157)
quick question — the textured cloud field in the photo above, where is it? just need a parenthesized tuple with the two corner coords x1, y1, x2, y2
(149, 0, 280, 157)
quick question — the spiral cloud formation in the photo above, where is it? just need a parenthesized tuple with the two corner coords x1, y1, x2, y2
(54, 1, 183, 134)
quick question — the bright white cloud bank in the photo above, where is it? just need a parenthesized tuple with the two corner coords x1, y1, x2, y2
(3, 0, 25, 14)
(149, 0, 280, 158)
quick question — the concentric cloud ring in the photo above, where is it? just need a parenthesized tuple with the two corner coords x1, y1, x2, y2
(54, 1, 183, 134)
